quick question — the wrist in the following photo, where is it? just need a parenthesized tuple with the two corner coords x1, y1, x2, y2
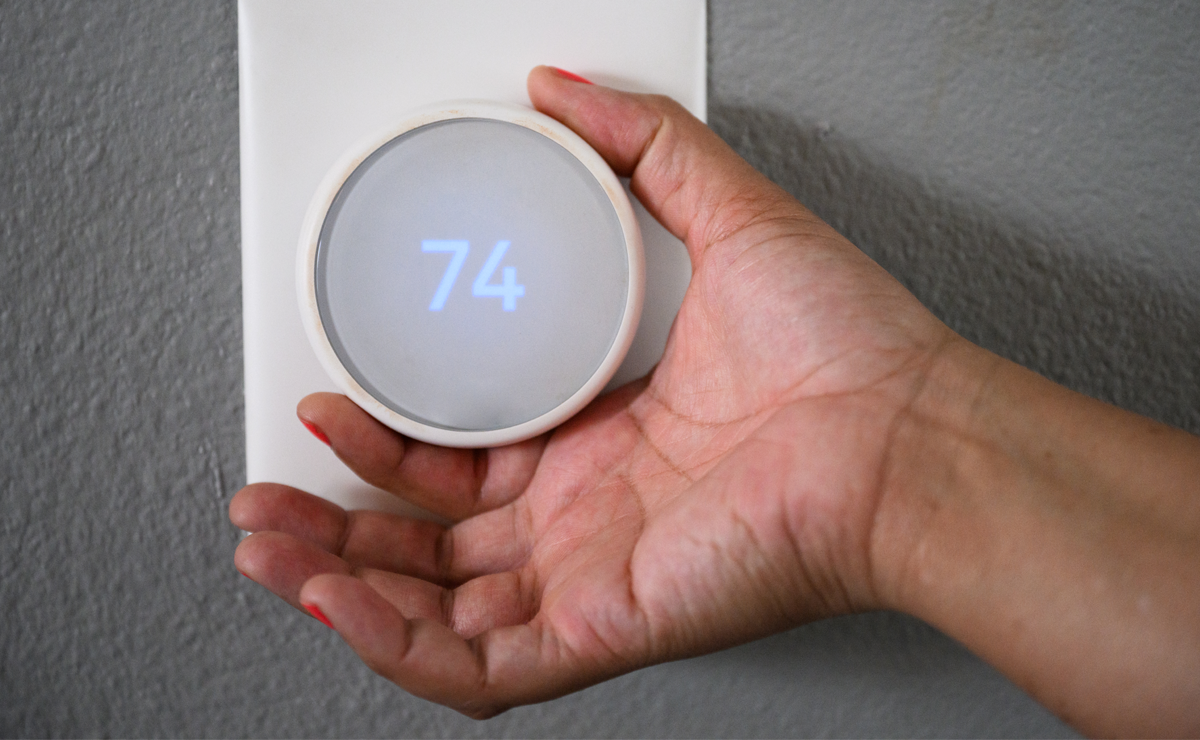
(866, 332, 1005, 614)
(866, 330, 1200, 735)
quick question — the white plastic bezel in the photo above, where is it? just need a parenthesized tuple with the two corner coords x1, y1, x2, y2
(297, 101, 644, 448)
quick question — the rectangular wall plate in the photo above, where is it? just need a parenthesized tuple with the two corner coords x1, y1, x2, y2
(239, 0, 706, 514)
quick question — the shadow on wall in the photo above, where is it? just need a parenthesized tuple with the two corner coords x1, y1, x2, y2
(710, 103, 1200, 436)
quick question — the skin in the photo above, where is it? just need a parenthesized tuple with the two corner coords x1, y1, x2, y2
(231, 67, 1200, 736)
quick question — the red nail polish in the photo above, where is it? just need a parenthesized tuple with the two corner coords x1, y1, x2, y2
(550, 67, 594, 85)
(301, 419, 330, 446)
(239, 570, 252, 580)
(304, 603, 334, 629)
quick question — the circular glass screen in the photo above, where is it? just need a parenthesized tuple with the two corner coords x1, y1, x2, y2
(315, 118, 630, 432)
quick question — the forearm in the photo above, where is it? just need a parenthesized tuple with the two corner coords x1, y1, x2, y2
(872, 336, 1200, 737)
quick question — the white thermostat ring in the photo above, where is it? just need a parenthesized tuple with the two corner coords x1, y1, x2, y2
(298, 101, 644, 448)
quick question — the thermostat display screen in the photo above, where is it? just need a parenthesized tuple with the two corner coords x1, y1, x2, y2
(315, 119, 629, 432)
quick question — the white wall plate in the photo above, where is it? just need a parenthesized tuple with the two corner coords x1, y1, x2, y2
(239, 0, 706, 514)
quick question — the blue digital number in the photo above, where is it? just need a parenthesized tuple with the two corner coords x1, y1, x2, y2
(471, 240, 525, 311)
(422, 239, 524, 312)
(422, 240, 470, 311)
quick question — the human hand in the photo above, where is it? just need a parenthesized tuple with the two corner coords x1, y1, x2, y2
(229, 66, 970, 717)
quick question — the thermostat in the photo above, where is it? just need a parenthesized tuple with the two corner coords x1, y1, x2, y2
(298, 101, 644, 448)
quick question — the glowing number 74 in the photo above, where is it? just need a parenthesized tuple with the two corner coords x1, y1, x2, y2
(422, 240, 525, 312)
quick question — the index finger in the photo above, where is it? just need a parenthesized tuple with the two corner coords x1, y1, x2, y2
(298, 393, 547, 522)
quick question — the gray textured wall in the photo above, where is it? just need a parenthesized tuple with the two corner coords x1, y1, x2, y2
(2, 1, 1196, 737)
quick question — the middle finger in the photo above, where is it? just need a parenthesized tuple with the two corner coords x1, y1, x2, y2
(233, 484, 532, 585)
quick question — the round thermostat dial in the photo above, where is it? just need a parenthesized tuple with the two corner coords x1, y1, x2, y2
(298, 101, 644, 448)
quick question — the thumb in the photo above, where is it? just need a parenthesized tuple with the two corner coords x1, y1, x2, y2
(527, 65, 813, 267)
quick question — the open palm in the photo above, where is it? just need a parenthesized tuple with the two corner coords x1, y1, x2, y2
(231, 67, 955, 718)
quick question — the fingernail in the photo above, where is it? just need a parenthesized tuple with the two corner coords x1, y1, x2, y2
(238, 570, 252, 580)
(304, 603, 334, 629)
(550, 67, 594, 85)
(301, 419, 330, 446)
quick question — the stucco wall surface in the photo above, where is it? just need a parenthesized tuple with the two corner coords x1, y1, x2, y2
(2, 1, 1196, 737)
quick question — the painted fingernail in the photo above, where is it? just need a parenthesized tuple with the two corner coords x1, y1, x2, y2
(304, 603, 334, 629)
(301, 419, 330, 446)
(238, 570, 252, 580)
(550, 67, 594, 85)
